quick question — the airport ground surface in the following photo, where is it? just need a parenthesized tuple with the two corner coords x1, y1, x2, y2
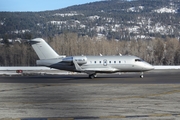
(0, 71, 180, 120)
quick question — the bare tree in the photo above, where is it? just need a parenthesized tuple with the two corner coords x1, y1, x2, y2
(153, 38, 165, 65)
(1, 32, 180, 66)
(164, 38, 179, 65)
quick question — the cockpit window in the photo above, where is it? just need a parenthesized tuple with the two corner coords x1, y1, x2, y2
(135, 59, 143, 62)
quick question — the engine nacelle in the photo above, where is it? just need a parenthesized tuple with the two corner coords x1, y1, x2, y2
(62, 56, 87, 65)
(73, 56, 87, 65)
(62, 57, 73, 62)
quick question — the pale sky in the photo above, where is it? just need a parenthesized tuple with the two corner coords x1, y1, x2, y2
(0, 0, 100, 12)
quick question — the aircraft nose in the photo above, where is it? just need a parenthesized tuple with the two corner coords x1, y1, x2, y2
(144, 63, 154, 71)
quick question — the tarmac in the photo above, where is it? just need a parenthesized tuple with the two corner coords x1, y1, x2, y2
(0, 71, 180, 120)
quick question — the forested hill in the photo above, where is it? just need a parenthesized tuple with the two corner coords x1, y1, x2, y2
(1, 0, 180, 40)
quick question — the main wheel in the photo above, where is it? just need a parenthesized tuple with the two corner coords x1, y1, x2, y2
(140, 75, 143, 78)
(89, 74, 95, 79)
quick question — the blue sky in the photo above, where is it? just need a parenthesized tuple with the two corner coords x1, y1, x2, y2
(0, 0, 100, 12)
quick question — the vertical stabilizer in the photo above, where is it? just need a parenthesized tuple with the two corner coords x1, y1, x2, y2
(30, 38, 60, 59)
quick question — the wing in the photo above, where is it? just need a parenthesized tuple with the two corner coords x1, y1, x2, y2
(73, 59, 118, 73)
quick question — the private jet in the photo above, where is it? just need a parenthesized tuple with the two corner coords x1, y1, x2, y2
(29, 38, 154, 78)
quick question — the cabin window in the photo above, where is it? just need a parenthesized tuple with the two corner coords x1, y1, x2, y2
(119, 61, 121, 63)
(109, 61, 111, 64)
(114, 61, 116, 64)
(99, 61, 102, 64)
(94, 61, 96, 64)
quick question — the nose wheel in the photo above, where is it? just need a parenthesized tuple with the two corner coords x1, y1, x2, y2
(140, 72, 143, 78)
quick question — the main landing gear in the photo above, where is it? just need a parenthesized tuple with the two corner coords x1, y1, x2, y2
(140, 72, 144, 78)
(89, 73, 97, 79)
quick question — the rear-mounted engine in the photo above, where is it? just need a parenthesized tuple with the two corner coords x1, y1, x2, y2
(62, 56, 87, 65)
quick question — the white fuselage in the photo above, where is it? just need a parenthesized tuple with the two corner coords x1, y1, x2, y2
(36, 55, 154, 73)
(30, 38, 154, 78)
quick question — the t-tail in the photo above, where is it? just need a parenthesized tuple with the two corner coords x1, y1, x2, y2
(29, 38, 65, 59)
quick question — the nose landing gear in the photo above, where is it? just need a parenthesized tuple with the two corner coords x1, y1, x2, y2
(140, 72, 144, 78)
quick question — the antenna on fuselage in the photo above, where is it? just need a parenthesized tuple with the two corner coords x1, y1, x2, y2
(100, 53, 103, 56)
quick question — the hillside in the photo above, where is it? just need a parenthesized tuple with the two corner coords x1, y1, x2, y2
(1, 0, 180, 40)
